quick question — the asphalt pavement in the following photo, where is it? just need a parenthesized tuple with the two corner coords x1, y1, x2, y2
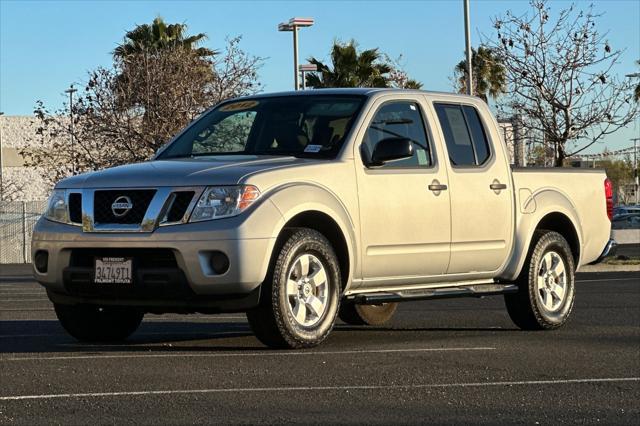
(0, 268, 638, 425)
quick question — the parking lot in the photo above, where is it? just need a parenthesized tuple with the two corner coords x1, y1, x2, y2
(0, 267, 638, 425)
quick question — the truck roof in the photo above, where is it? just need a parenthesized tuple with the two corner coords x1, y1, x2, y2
(239, 87, 477, 100)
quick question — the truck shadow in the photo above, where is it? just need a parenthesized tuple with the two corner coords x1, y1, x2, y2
(0, 319, 520, 355)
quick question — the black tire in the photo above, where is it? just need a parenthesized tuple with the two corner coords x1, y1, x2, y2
(504, 230, 576, 330)
(339, 302, 398, 326)
(246, 228, 341, 349)
(54, 303, 143, 342)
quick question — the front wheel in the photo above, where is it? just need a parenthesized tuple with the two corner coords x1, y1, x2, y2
(246, 228, 341, 349)
(54, 303, 143, 342)
(504, 230, 576, 330)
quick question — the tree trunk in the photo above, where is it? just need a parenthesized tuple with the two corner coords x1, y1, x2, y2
(554, 143, 566, 167)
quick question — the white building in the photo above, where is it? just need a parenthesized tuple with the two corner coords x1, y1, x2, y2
(0, 115, 53, 201)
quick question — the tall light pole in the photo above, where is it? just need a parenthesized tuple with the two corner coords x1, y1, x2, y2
(625, 74, 639, 203)
(632, 138, 640, 205)
(278, 17, 314, 90)
(299, 63, 318, 90)
(463, 0, 473, 96)
(0, 111, 4, 201)
(64, 85, 77, 175)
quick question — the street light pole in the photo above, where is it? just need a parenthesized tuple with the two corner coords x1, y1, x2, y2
(463, 0, 473, 96)
(632, 138, 639, 205)
(299, 64, 318, 90)
(293, 26, 299, 90)
(0, 112, 4, 201)
(278, 17, 314, 90)
(64, 85, 77, 175)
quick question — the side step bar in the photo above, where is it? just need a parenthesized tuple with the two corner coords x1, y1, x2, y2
(347, 283, 519, 305)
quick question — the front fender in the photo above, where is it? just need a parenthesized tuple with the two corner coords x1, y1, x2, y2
(263, 182, 358, 290)
(500, 187, 583, 281)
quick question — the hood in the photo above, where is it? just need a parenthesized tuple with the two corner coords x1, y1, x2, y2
(56, 155, 314, 189)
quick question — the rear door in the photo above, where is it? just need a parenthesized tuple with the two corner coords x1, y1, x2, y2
(432, 101, 514, 275)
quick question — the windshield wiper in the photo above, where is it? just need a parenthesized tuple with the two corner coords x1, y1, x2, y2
(161, 152, 246, 159)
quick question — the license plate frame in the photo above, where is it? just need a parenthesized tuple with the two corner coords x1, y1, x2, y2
(94, 257, 133, 284)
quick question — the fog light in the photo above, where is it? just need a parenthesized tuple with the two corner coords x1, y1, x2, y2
(34, 250, 49, 273)
(209, 251, 230, 275)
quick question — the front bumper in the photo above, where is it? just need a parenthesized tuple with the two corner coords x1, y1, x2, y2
(589, 238, 618, 265)
(31, 207, 280, 311)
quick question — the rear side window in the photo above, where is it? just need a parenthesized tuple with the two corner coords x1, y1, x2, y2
(434, 103, 491, 166)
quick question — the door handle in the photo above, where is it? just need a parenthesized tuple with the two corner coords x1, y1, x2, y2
(490, 183, 507, 190)
(428, 183, 448, 191)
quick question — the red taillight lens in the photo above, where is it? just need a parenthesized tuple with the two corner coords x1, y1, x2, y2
(604, 178, 613, 221)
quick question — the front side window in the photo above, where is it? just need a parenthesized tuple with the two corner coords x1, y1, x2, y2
(434, 103, 491, 166)
(361, 101, 432, 168)
(158, 96, 365, 160)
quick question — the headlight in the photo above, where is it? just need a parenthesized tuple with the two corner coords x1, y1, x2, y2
(44, 189, 70, 224)
(190, 185, 260, 222)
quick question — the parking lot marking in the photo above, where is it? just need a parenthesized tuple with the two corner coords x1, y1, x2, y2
(1, 347, 496, 362)
(1, 377, 637, 401)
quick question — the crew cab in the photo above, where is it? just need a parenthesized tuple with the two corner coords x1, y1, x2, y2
(32, 89, 616, 348)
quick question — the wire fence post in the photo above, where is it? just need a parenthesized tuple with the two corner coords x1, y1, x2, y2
(22, 201, 28, 263)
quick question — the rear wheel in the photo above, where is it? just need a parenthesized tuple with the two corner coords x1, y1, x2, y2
(339, 302, 398, 326)
(54, 303, 143, 342)
(504, 230, 575, 330)
(246, 228, 341, 349)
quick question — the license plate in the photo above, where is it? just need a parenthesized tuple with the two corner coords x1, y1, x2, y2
(94, 257, 133, 284)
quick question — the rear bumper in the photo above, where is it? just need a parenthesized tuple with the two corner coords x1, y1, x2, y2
(589, 239, 618, 265)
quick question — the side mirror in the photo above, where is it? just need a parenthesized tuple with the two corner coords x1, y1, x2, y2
(370, 137, 413, 165)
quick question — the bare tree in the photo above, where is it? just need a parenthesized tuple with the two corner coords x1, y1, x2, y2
(489, 0, 638, 166)
(23, 38, 263, 187)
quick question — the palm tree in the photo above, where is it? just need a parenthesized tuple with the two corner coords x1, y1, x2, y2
(455, 46, 506, 102)
(306, 41, 392, 88)
(114, 17, 216, 59)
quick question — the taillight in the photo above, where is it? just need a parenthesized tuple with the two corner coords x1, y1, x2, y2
(604, 178, 613, 221)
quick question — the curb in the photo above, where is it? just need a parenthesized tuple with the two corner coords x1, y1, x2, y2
(578, 264, 640, 273)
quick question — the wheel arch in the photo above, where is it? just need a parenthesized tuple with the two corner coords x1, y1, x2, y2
(263, 183, 357, 293)
(500, 188, 583, 281)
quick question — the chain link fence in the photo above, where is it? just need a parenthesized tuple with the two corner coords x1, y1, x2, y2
(0, 200, 47, 264)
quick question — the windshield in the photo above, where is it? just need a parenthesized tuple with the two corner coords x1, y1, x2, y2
(158, 95, 366, 160)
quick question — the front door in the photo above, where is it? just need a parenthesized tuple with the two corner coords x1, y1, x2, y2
(433, 102, 513, 275)
(355, 98, 451, 286)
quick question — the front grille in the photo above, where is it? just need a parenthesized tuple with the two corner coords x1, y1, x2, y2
(94, 190, 156, 224)
(165, 191, 195, 222)
(68, 193, 82, 224)
(70, 248, 178, 268)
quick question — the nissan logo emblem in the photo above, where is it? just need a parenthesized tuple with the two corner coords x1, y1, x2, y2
(111, 196, 133, 217)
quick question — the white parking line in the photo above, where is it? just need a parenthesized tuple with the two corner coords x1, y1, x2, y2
(1, 377, 637, 401)
(1, 347, 496, 362)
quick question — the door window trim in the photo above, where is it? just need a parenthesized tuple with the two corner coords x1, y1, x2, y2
(432, 101, 495, 170)
(359, 99, 438, 171)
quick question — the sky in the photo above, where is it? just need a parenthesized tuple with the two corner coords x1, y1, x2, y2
(1, 0, 639, 153)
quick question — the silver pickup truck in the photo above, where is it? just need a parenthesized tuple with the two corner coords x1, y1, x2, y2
(32, 88, 615, 348)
